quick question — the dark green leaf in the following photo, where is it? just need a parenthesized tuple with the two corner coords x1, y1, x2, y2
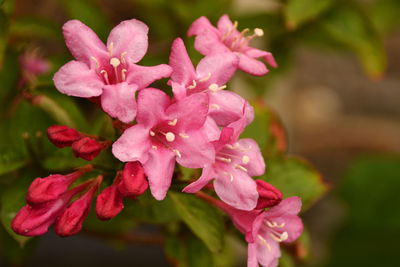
(0, 49, 19, 109)
(187, 234, 214, 267)
(284, 0, 334, 29)
(279, 249, 295, 267)
(0, 158, 27, 176)
(262, 157, 328, 210)
(169, 192, 225, 252)
(0, 9, 9, 65)
(10, 16, 60, 40)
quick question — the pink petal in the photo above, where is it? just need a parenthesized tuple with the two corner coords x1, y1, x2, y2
(112, 124, 151, 162)
(267, 197, 302, 217)
(236, 138, 265, 177)
(238, 54, 269, 76)
(171, 81, 187, 100)
(62, 20, 108, 67)
(196, 52, 238, 87)
(208, 90, 254, 127)
(217, 14, 238, 36)
(169, 38, 196, 86)
(101, 82, 138, 123)
(188, 16, 219, 37)
(136, 88, 171, 128)
(193, 31, 230, 56)
(174, 129, 215, 168)
(166, 93, 209, 131)
(107, 19, 149, 64)
(247, 243, 259, 267)
(214, 167, 258, 211)
(126, 63, 172, 89)
(182, 165, 215, 193)
(204, 117, 221, 142)
(281, 216, 303, 243)
(143, 146, 176, 200)
(245, 47, 278, 68)
(53, 60, 103, 97)
(255, 236, 281, 267)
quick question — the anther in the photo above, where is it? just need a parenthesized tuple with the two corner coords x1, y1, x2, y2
(235, 164, 248, 172)
(217, 156, 231, 163)
(165, 132, 175, 142)
(242, 155, 250, 164)
(108, 42, 114, 57)
(100, 70, 110, 84)
(210, 104, 221, 110)
(208, 83, 227, 92)
(199, 72, 211, 82)
(258, 235, 271, 251)
(224, 172, 234, 182)
(152, 145, 157, 150)
(254, 28, 264, 37)
(120, 51, 127, 63)
(187, 80, 197, 89)
(179, 133, 189, 139)
(269, 231, 288, 242)
(110, 57, 121, 68)
(121, 69, 127, 81)
(150, 131, 155, 136)
(90, 56, 100, 69)
(173, 149, 182, 158)
(168, 118, 178, 126)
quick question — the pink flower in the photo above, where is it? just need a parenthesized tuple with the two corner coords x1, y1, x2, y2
(71, 137, 105, 161)
(169, 38, 254, 126)
(118, 161, 148, 198)
(112, 88, 215, 200)
(55, 176, 102, 237)
(53, 19, 172, 123)
(183, 106, 265, 210)
(47, 125, 82, 148)
(96, 179, 124, 221)
(188, 15, 277, 76)
(255, 180, 283, 210)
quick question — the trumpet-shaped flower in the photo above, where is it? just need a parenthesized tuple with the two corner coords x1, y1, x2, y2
(53, 19, 172, 123)
(112, 88, 215, 200)
(183, 106, 265, 210)
(188, 15, 277, 76)
(169, 38, 253, 126)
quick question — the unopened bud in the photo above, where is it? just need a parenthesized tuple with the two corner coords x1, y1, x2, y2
(47, 125, 81, 148)
(55, 176, 102, 237)
(96, 183, 124, 220)
(72, 137, 103, 161)
(118, 162, 148, 198)
(255, 180, 283, 210)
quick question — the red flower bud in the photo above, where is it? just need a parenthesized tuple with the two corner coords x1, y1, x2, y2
(47, 125, 81, 148)
(118, 162, 148, 198)
(55, 176, 102, 237)
(26, 165, 93, 205)
(12, 182, 90, 237)
(72, 137, 103, 161)
(255, 180, 283, 210)
(96, 183, 124, 221)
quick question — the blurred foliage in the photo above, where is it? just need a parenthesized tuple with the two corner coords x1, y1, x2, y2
(0, 0, 399, 265)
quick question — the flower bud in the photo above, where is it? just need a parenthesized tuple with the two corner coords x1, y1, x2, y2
(12, 182, 90, 237)
(96, 183, 124, 221)
(118, 162, 148, 198)
(55, 176, 102, 237)
(26, 165, 93, 205)
(72, 137, 103, 161)
(47, 125, 81, 148)
(255, 180, 283, 210)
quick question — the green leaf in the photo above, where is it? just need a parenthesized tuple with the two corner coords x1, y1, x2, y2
(370, 0, 400, 34)
(213, 235, 238, 267)
(10, 16, 60, 40)
(279, 249, 295, 267)
(169, 192, 225, 253)
(262, 157, 328, 210)
(0, 172, 32, 246)
(0, 49, 19, 109)
(321, 5, 386, 78)
(0, 0, 4, 6)
(0, 158, 27, 176)
(187, 234, 214, 267)
(284, 0, 334, 29)
(0, 9, 9, 65)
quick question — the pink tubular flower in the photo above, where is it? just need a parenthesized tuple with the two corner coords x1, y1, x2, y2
(12, 181, 92, 237)
(53, 19, 172, 123)
(112, 88, 215, 200)
(55, 176, 102, 237)
(71, 137, 104, 161)
(169, 38, 253, 126)
(47, 125, 82, 148)
(183, 106, 265, 210)
(118, 161, 148, 198)
(96, 177, 124, 220)
(255, 180, 283, 210)
(26, 165, 93, 205)
(188, 15, 277, 76)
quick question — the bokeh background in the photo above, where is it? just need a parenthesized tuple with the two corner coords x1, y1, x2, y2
(1, 0, 400, 266)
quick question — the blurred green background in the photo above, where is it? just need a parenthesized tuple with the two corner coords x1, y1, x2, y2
(1, 0, 400, 266)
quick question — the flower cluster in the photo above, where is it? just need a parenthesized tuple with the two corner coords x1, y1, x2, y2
(12, 15, 302, 267)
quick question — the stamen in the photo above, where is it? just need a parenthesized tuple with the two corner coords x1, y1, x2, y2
(216, 156, 231, 163)
(242, 155, 250, 164)
(120, 51, 127, 63)
(226, 143, 240, 150)
(199, 72, 211, 82)
(152, 145, 157, 150)
(235, 164, 248, 172)
(257, 235, 271, 251)
(254, 28, 264, 37)
(230, 35, 239, 50)
(108, 42, 114, 57)
(173, 149, 182, 158)
(179, 133, 189, 139)
(208, 83, 227, 92)
(168, 118, 178, 126)
(121, 69, 127, 81)
(240, 28, 250, 37)
(269, 231, 288, 242)
(210, 104, 221, 110)
(187, 80, 197, 89)
(165, 132, 175, 142)
(110, 57, 121, 83)
(224, 171, 234, 182)
(150, 131, 156, 136)
(266, 220, 285, 228)
(90, 56, 100, 69)
(100, 70, 110, 84)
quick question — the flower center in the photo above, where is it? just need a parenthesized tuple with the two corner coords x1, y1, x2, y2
(221, 20, 264, 51)
(216, 142, 252, 182)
